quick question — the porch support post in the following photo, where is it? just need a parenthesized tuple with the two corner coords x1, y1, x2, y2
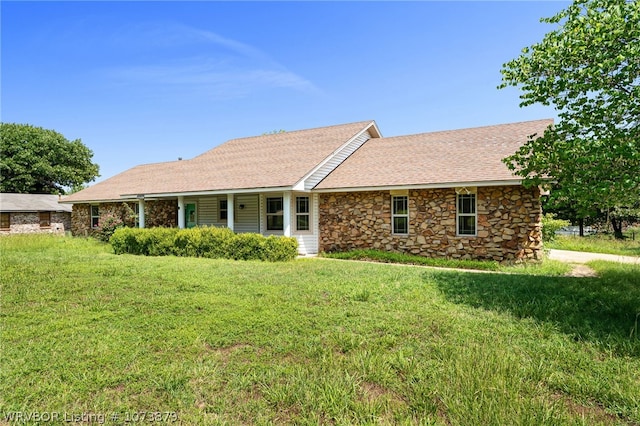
(227, 194, 234, 231)
(138, 199, 145, 228)
(283, 192, 291, 237)
(177, 196, 185, 229)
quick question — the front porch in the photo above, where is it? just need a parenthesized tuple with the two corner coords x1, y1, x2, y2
(72, 192, 319, 255)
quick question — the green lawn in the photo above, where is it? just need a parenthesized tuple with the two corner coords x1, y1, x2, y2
(1, 235, 639, 425)
(547, 234, 640, 257)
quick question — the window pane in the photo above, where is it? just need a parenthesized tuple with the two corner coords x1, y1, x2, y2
(393, 217, 408, 234)
(91, 206, 99, 216)
(267, 197, 283, 214)
(458, 215, 476, 235)
(92, 217, 100, 228)
(393, 196, 407, 215)
(296, 197, 309, 214)
(219, 200, 228, 220)
(458, 194, 476, 214)
(267, 215, 284, 230)
(296, 215, 309, 231)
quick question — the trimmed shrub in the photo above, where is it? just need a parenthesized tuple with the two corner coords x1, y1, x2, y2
(264, 235, 299, 262)
(109, 226, 298, 261)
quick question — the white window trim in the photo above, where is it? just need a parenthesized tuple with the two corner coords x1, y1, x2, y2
(265, 196, 284, 232)
(391, 194, 409, 235)
(456, 187, 477, 237)
(294, 195, 312, 234)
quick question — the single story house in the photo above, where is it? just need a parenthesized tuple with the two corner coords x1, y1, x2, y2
(61, 119, 552, 261)
(1, 193, 72, 234)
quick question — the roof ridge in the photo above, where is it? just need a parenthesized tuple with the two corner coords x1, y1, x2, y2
(379, 118, 554, 140)
(192, 120, 375, 160)
(226, 120, 375, 142)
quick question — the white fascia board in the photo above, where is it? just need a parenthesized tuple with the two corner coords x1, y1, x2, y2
(60, 197, 140, 204)
(312, 180, 524, 193)
(293, 121, 379, 190)
(121, 186, 294, 199)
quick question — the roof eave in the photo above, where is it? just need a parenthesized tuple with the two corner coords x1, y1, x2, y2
(312, 179, 525, 193)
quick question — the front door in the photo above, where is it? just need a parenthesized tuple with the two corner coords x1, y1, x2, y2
(185, 203, 197, 228)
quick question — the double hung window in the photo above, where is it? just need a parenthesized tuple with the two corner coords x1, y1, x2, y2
(392, 196, 409, 234)
(295, 196, 310, 231)
(457, 193, 477, 236)
(266, 197, 284, 231)
(90, 206, 100, 228)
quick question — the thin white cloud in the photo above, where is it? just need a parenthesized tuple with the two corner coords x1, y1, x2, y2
(111, 60, 319, 99)
(106, 23, 320, 99)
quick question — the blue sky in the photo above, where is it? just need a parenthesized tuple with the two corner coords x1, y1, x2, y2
(2, 1, 567, 183)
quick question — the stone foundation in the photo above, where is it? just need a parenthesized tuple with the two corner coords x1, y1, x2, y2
(71, 200, 177, 236)
(0, 212, 71, 235)
(319, 186, 542, 262)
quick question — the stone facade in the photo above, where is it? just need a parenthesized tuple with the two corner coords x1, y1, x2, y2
(319, 185, 542, 262)
(71, 200, 177, 236)
(0, 212, 71, 235)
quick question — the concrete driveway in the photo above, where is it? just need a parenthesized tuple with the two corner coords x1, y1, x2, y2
(548, 249, 640, 265)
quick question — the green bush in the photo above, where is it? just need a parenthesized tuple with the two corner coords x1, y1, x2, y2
(541, 213, 571, 242)
(109, 227, 298, 261)
(95, 214, 124, 242)
(264, 235, 299, 262)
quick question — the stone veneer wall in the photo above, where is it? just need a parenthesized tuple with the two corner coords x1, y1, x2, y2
(71, 200, 177, 236)
(319, 185, 542, 262)
(0, 212, 71, 235)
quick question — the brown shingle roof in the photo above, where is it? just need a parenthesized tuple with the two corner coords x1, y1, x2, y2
(63, 121, 374, 202)
(314, 119, 553, 190)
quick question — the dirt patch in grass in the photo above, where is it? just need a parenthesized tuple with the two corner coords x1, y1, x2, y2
(553, 393, 623, 425)
(567, 264, 598, 278)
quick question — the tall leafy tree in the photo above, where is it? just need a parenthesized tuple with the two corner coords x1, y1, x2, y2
(0, 123, 100, 194)
(500, 0, 639, 237)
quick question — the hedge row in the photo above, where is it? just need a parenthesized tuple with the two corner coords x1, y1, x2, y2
(109, 227, 298, 262)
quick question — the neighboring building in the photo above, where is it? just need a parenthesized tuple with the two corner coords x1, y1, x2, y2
(0, 193, 72, 234)
(61, 119, 552, 261)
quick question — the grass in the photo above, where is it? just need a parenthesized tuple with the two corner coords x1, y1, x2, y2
(323, 248, 572, 276)
(547, 234, 640, 257)
(1, 234, 639, 424)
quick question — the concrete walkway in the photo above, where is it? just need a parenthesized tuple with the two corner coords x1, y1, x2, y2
(548, 249, 640, 265)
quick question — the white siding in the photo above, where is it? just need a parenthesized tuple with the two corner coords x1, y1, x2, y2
(304, 130, 371, 190)
(183, 196, 223, 227)
(294, 193, 319, 255)
(234, 194, 259, 233)
(197, 197, 218, 226)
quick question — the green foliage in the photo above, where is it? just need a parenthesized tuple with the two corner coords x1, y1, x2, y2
(541, 213, 571, 242)
(93, 213, 124, 242)
(0, 123, 100, 194)
(500, 0, 640, 213)
(110, 226, 298, 261)
(2, 235, 639, 423)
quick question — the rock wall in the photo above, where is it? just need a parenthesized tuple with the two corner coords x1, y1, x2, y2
(319, 186, 542, 262)
(0, 212, 70, 235)
(71, 200, 177, 236)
